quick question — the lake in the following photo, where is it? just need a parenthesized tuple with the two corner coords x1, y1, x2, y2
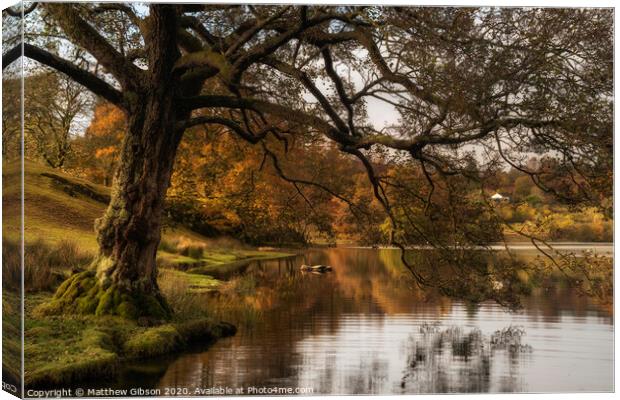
(121, 247, 613, 394)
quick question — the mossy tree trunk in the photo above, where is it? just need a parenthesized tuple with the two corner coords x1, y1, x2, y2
(37, 6, 189, 321)
(90, 100, 183, 318)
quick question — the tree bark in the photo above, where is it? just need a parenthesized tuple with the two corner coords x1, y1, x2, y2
(93, 96, 182, 316)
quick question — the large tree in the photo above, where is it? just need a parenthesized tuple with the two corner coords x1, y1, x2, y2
(3, 4, 612, 318)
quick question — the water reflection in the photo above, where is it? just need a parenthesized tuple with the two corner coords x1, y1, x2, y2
(399, 324, 535, 393)
(150, 248, 612, 394)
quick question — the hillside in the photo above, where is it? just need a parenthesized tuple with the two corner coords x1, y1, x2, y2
(3, 160, 212, 252)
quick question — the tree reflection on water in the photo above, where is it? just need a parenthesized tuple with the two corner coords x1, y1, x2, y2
(401, 324, 533, 393)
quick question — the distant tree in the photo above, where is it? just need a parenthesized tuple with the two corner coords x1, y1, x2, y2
(169, 126, 362, 245)
(24, 71, 93, 168)
(513, 175, 534, 202)
(3, 4, 612, 317)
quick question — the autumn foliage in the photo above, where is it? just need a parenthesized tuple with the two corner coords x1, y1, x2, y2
(70, 99, 613, 247)
(71, 102, 125, 185)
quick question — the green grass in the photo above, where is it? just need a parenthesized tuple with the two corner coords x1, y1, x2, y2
(4, 160, 104, 251)
(122, 325, 182, 358)
(157, 252, 204, 268)
(159, 269, 221, 293)
(24, 293, 120, 387)
(23, 293, 235, 388)
(2, 291, 22, 386)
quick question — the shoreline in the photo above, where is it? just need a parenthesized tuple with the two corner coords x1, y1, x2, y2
(23, 312, 237, 390)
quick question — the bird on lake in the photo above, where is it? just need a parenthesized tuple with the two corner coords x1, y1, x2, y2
(300, 264, 333, 273)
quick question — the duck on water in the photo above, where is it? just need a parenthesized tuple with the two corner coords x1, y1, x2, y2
(300, 264, 333, 273)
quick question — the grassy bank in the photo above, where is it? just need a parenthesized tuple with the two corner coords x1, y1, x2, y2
(185, 251, 293, 278)
(4, 160, 294, 257)
(2, 159, 293, 281)
(157, 237, 293, 279)
(21, 293, 236, 388)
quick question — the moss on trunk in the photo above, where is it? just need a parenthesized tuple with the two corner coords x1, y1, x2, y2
(34, 270, 172, 321)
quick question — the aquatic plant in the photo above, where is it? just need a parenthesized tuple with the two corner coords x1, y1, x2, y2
(402, 323, 533, 391)
(490, 326, 533, 353)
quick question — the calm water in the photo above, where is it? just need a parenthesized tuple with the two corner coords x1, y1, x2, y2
(131, 248, 613, 394)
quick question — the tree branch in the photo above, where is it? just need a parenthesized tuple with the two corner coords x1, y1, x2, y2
(262, 57, 350, 134)
(3, 43, 124, 107)
(2, 44, 22, 69)
(181, 115, 270, 143)
(225, 6, 292, 57)
(5, 2, 37, 17)
(92, 4, 143, 31)
(180, 94, 349, 142)
(43, 3, 142, 89)
(262, 144, 367, 218)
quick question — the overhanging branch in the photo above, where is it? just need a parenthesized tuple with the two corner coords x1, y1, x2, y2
(180, 94, 349, 143)
(5, 2, 38, 17)
(3, 43, 124, 108)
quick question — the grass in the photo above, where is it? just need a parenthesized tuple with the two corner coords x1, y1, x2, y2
(3, 160, 104, 251)
(157, 236, 294, 278)
(157, 269, 222, 320)
(24, 294, 120, 387)
(2, 291, 22, 387)
(159, 269, 221, 294)
(158, 271, 266, 329)
(4, 239, 92, 293)
(23, 293, 236, 388)
(122, 325, 182, 358)
(157, 252, 203, 268)
(194, 275, 266, 329)
(186, 250, 293, 278)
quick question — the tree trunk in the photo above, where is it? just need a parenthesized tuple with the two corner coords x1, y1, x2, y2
(93, 97, 182, 318)
(36, 5, 187, 321)
(97, 102, 178, 285)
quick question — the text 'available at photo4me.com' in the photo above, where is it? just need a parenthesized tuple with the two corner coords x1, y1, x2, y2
(24, 386, 316, 398)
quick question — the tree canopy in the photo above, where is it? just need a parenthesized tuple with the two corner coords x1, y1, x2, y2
(2, 4, 613, 315)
